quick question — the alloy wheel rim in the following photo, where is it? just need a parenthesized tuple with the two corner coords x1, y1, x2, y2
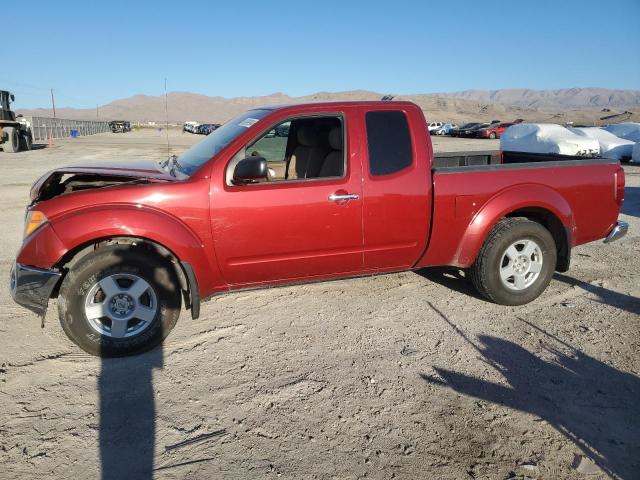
(84, 273, 158, 338)
(499, 239, 543, 291)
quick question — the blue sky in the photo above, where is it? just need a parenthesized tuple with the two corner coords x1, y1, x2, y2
(5, 0, 640, 108)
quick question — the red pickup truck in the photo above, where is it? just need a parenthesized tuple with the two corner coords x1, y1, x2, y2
(10, 101, 627, 356)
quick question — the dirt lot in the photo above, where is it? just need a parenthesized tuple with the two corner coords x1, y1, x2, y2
(0, 130, 638, 480)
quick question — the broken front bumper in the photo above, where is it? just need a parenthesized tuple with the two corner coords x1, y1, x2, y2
(603, 221, 629, 244)
(9, 263, 61, 317)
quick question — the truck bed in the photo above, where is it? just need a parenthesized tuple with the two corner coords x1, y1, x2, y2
(432, 150, 600, 168)
(420, 157, 622, 268)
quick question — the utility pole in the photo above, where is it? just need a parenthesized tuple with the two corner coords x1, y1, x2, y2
(96, 105, 99, 120)
(50, 88, 56, 119)
(164, 78, 170, 158)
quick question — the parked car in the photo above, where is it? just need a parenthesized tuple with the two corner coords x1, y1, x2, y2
(196, 123, 221, 135)
(10, 101, 627, 356)
(183, 121, 200, 133)
(108, 121, 131, 133)
(275, 123, 290, 137)
(449, 122, 480, 137)
(477, 122, 515, 139)
(428, 121, 444, 134)
(459, 123, 490, 138)
(433, 123, 458, 136)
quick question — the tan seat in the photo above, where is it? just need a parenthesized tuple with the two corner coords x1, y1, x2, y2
(288, 123, 330, 179)
(319, 127, 343, 177)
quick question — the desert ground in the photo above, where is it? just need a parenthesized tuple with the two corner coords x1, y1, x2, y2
(0, 130, 638, 480)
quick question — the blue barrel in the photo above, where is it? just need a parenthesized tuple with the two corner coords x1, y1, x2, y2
(70, 130, 79, 138)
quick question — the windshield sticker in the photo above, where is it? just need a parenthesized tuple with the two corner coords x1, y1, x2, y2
(239, 118, 259, 128)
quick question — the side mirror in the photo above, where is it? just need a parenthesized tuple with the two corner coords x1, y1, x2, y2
(233, 156, 268, 185)
(10, 94, 15, 102)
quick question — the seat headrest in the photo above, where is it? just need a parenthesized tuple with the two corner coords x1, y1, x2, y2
(328, 127, 342, 150)
(297, 125, 320, 147)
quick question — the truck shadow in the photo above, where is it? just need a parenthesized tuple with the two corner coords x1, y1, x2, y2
(553, 273, 640, 316)
(99, 348, 162, 479)
(621, 185, 639, 218)
(421, 303, 640, 479)
(97, 250, 177, 480)
(417, 269, 639, 315)
(415, 267, 485, 301)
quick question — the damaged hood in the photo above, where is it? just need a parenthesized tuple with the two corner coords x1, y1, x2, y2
(30, 160, 176, 202)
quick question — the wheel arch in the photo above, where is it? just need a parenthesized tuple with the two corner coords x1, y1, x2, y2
(38, 205, 224, 319)
(453, 184, 574, 270)
(52, 235, 202, 319)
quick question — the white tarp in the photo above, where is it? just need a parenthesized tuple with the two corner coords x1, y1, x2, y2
(604, 122, 640, 142)
(500, 123, 600, 156)
(569, 127, 634, 161)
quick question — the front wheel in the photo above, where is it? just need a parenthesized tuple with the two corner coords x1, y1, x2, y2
(19, 132, 32, 151)
(2, 127, 20, 152)
(58, 245, 182, 356)
(470, 217, 557, 305)
(489, 132, 497, 139)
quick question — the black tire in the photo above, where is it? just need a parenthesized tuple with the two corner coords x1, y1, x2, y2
(58, 245, 182, 357)
(489, 132, 497, 139)
(470, 217, 557, 305)
(19, 132, 32, 151)
(3, 126, 20, 153)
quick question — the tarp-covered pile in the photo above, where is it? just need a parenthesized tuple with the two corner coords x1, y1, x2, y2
(569, 127, 634, 161)
(604, 123, 640, 163)
(500, 124, 600, 156)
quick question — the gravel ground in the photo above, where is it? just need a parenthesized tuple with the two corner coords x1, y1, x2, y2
(0, 130, 638, 480)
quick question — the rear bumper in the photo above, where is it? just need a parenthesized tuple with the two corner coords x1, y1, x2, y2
(9, 263, 61, 317)
(603, 221, 629, 243)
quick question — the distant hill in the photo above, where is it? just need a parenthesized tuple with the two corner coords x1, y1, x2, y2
(17, 88, 640, 125)
(430, 88, 640, 111)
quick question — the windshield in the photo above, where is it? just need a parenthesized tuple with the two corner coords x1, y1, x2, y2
(171, 109, 272, 177)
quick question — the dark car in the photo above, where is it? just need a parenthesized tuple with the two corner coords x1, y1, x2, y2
(458, 123, 490, 138)
(196, 123, 221, 135)
(275, 123, 290, 137)
(109, 121, 131, 133)
(450, 122, 480, 137)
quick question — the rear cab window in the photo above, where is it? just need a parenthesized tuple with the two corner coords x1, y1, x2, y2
(365, 111, 413, 176)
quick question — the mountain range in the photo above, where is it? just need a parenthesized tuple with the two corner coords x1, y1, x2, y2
(17, 88, 640, 125)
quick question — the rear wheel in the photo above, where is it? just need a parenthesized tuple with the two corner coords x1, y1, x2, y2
(489, 132, 497, 139)
(2, 127, 20, 152)
(58, 245, 182, 357)
(470, 217, 556, 305)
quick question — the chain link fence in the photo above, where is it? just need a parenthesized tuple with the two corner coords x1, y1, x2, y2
(25, 117, 111, 142)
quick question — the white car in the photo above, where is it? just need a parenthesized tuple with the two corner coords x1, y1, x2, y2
(569, 127, 634, 161)
(183, 121, 200, 133)
(427, 122, 444, 134)
(433, 123, 458, 135)
(500, 124, 600, 157)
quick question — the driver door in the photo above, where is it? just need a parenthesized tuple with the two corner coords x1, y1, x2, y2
(210, 113, 364, 286)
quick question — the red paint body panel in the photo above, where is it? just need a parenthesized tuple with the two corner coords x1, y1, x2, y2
(13, 101, 625, 303)
(417, 163, 621, 268)
(358, 105, 433, 269)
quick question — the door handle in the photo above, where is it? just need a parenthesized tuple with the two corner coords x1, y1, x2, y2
(328, 193, 360, 202)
